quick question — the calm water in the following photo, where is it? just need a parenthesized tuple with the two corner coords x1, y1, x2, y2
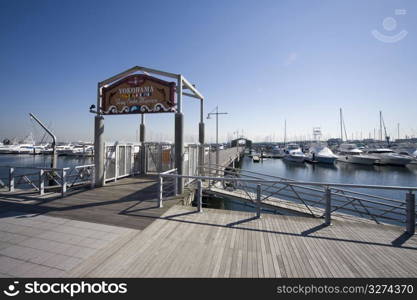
(240, 156, 417, 187)
(204, 156, 417, 217)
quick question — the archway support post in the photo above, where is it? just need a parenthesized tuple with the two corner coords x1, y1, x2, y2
(140, 114, 146, 175)
(175, 75, 184, 194)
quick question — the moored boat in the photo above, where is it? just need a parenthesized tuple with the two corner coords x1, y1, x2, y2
(365, 148, 412, 166)
(337, 144, 379, 165)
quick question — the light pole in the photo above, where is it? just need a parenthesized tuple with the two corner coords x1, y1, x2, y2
(207, 106, 228, 173)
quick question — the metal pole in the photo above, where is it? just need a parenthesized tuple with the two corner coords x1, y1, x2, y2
(9, 167, 14, 192)
(39, 169, 44, 195)
(90, 166, 95, 189)
(29, 113, 57, 169)
(158, 175, 163, 208)
(406, 192, 415, 234)
(256, 184, 261, 218)
(199, 99, 205, 176)
(324, 187, 331, 225)
(140, 114, 146, 175)
(174, 172, 178, 196)
(197, 179, 203, 212)
(216, 107, 219, 175)
(208, 145, 211, 187)
(94, 115, 104, 186)
(61, 168, 67, 198)
(158, 143, 163, 173)
(114, 145, 119, 181)
(175, 75, 184, 194)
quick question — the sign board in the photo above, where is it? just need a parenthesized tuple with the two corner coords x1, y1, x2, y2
(101, 74, 176, 115)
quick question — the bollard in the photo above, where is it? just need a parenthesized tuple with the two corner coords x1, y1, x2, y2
(39, 169, 44, 195)
(324, 187, 331, 226)
(256, 184, 261, 218)
(61, 169, 67, 198)
(9, 167, 14, 192)
(406, 192, 415, 235)
(158, 175, 163, 208)
(197, 179, 203, 212)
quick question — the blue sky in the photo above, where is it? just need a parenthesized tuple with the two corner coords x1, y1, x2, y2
(0, 0, 416, 143)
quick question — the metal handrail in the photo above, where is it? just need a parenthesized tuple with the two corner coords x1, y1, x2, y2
(159, 171, 416, 232)
(202, 164, 417, 191)
(1, 164, 95, 197)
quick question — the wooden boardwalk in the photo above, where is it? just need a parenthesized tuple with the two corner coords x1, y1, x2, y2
(0, 176, 181, 230)
(1, 175, 417, 278)
(70, 205, 417, 278)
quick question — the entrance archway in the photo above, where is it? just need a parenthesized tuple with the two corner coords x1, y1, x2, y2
(92, 66, 205, 194)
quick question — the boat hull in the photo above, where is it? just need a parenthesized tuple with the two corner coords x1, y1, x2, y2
(337, 155, 377, 165)
(316, 156, 338, 164)
(376, 157, 412, 166)
(284, 155, 305, 163)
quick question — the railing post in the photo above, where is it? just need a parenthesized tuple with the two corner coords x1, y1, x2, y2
(324, 187, 331, 226)
(9, 167, 14, 192)
(158, 143, 163, 172)
(39, 169, 44, 195)
(115, 145, 119, 181)
(158, 175, 163, 208)
(90, 166, 95, 189)
(406, 191, 415, 235)
(197, 179, 203, 213)
(256, 184, 261, 218)
(174, 172, 178, 196)
(61, 168, 67, 198)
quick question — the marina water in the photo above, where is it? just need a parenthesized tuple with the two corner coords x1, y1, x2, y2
(205, 156, 417, 214)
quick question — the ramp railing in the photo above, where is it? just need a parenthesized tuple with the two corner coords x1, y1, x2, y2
(158, 169, 417, 234)
(0, 164, 95, 197)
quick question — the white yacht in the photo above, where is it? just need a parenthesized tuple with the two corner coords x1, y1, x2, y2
(271, 145, 285, 158)
(283, 144, 306, 163)
(307, 144, 338, 164)
(365, 148, 412, 166)
(66, 145, 94, 157)
(0, 144, 19, 154)
(337, 144, 379, 165)
(56, 144, 75, 156)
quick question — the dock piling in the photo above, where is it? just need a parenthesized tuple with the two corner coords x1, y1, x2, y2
(406, 191, 415, 235)
(324, 187, 331, 225)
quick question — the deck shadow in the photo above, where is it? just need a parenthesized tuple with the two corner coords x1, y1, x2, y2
(127, 209, 417, 251)
(227, 216, 258, 227)
(391, 232, 414, 247)
(301, 223, 329, 236)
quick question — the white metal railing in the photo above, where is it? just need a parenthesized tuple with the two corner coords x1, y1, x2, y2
(104, 142, 139, 182)
(0, 165, 95, 197)
(157, 168, 178, 207)
(159, 170, 417, 234)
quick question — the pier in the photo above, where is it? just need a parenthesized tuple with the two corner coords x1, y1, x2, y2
(1, 144, 417, 277)
(1, 192, 416, 277)
(1, 65, 416, 280)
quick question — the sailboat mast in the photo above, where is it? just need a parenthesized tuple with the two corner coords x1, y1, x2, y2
(397, 123, 400, 140)
(379, 111, 383, 141)
(340, 108, 343, 142)
(284, 120, 287, 146)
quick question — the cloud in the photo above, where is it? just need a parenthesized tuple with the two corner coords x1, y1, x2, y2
(284, 52, 298, 66)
